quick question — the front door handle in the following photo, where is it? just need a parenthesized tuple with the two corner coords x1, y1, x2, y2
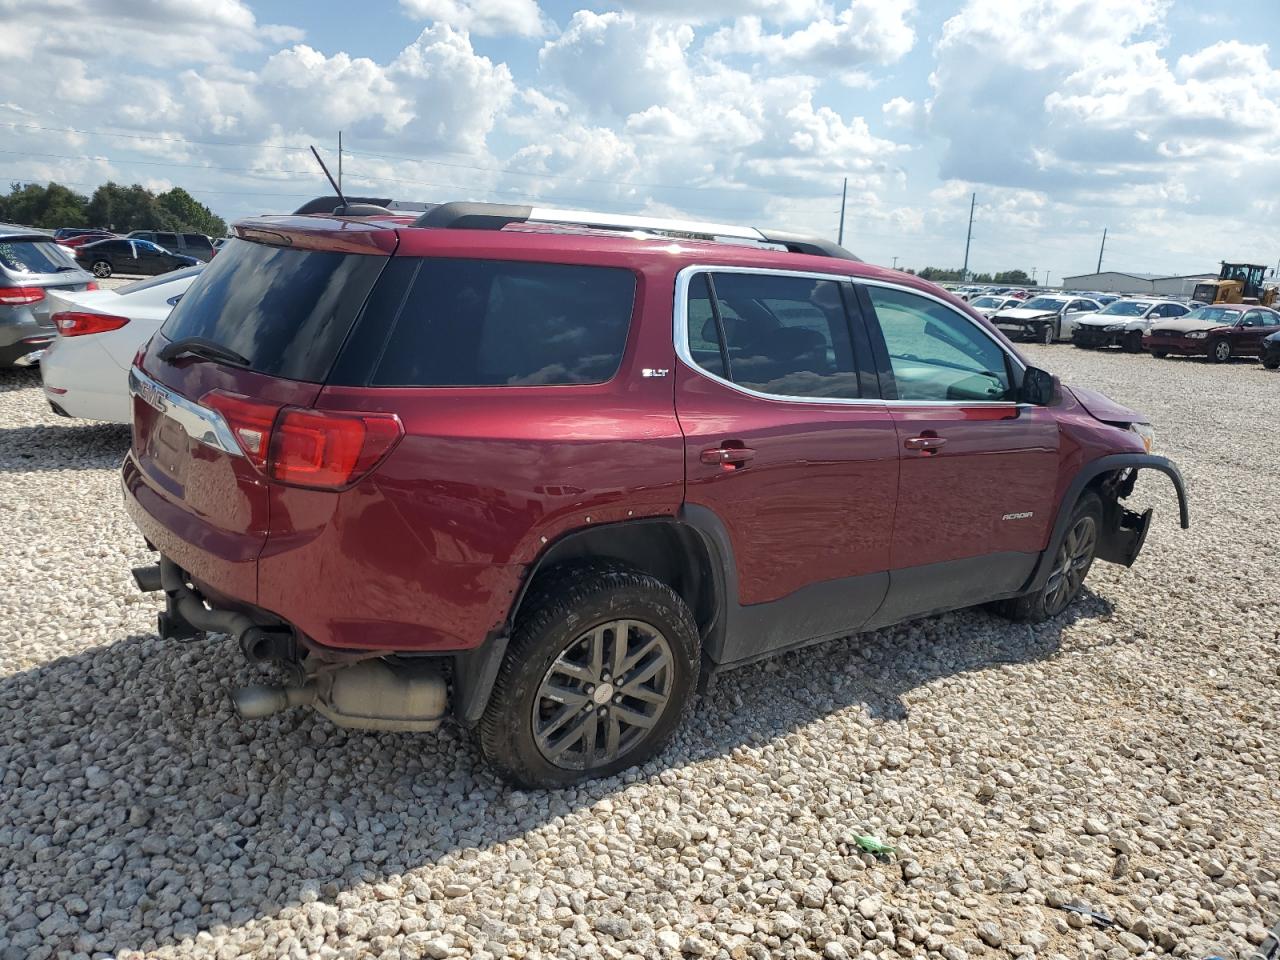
(701, 446, 756, 467)
(904, 436, 947, 452)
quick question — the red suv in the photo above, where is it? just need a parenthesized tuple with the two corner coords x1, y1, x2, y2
(123, 200, 1188, 787)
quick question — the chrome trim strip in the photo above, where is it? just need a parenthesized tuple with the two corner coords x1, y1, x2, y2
(672, 264, 1025, 409)
(127, 366, 242, 456)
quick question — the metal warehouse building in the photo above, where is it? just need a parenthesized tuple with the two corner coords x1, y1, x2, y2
(1062, 270, 1217, 296)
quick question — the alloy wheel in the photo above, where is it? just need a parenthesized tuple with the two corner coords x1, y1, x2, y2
(92, 261, 111, 278)
(532, 619, 674, 771)
(1213, 340, 1231, 362)
(1044, 515, 1097, 615)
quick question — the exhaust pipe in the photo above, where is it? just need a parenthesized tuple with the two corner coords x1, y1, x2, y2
(132, 564, 163, 592)
(230, 683, 316, 719)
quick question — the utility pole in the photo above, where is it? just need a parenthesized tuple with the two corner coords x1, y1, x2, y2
(338, 130, 343, 193)
(961, 192, 976, 281)
(892, 256, 899, 270)
(1045, 272, 1051, 287)
(837, 178, 847, 245)
(1031, 267, 1037, 284)
(1096, 227, 1107, 273)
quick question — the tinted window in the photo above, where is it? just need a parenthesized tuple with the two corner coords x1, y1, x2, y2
(691, 272, 859, 399)
(368, 259, 636, 387)
(161, 238, 386, 382)
(685, 275, 727, 378)
(183, 234, 213, 249)
(866, 285, 1013, 402)
(0, 239, 76, 274)
(156, 233, 179, 247)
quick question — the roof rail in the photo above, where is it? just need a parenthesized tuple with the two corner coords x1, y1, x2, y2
(292, 196, 437, 216)
(412, 202, 860, 261)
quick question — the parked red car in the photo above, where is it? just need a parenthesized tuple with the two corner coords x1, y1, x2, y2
(1144, 304, 1280, 361)
(122, 200, 1188, 787)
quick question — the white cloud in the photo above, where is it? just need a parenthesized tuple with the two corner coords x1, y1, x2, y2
(589, 0, 830, 24)
(0, 0, 302, 67)
(399, 0, 550, 37)
(881, 95, 919, 129)
(706, 1, 916, 68)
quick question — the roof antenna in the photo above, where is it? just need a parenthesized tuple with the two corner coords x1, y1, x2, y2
(309, 145, 348, 212)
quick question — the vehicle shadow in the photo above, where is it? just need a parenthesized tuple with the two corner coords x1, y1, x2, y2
(0, 366, 42, 393)
(0, 590, 1111, 956)
(0, 421, 130, 473)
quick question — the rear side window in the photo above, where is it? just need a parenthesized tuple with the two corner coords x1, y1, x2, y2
(686, 271, 860, 399)
(160, 238, 386, 382)
(0, 239, 75, 275)
(366, 259, 636, 387)
(182, 234, 213, 250)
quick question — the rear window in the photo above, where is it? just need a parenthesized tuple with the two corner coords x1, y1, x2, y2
(0, 239, 76, 275)
(160, 238, 386, 382)
(182, 234, 213, 249)
(360, 259, 637, 387)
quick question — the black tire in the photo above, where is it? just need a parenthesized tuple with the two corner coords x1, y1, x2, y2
(1151, 350, 1168, 359)
(1263, 353, 1280, 370)
(1041, 322, 1055, 345)
(479, 561, 699, 789)
(1122, 330, 1143, 353)
(91, 260, 112, 278)
(1210, 338, 1231, 363)
(995, 492, 1103, 623)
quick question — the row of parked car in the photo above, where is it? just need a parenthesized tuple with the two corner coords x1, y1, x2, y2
(947, 284, 1280, 366)
(52, 226, 221, 278)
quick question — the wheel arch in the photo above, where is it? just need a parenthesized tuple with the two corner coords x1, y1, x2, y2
(454, 515, 726, 725)
(1023, 454, 1188, 594)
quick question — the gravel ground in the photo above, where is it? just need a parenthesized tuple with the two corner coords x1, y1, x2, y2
(0, 347, 1277, 960)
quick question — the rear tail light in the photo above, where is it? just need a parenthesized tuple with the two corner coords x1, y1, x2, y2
(85, 281, 99, 291)
(201, 390, 280, 471)
(200, 391, 402, 489)
(0, 286, 45, 306)
(53, 311, 130, 336)
(271, 408, 403, 489)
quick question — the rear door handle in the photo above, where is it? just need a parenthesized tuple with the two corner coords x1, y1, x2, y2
(701, 446, 756, 466)
(904, 436, 947, 452)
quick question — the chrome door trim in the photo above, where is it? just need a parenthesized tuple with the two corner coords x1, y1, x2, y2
(673, 264, 1026, 409)
(128, 366, 242, 456)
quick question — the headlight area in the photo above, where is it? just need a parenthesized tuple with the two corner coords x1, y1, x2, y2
(1184, 331, 1209, 340)
(1130, 422, 1155, 453)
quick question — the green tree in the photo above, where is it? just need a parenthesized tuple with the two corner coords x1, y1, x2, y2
(157, 187, 227, 236)
(86, 182, 178, 233)
(0, 181, 89, 228)
(993, 269, 1032, 285)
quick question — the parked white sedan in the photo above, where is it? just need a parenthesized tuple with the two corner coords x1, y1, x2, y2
(39, 266, 203, 423)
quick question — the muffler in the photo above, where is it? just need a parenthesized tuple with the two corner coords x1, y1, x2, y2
(230, 659, 448, 731)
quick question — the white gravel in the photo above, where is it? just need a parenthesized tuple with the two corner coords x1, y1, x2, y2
(1, 348, 1277, 960)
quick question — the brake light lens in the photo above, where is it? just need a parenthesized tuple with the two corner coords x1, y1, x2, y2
(200, 391, 402, 488)
(53, 311, 130, 337)
(201, 390, 281, 470)
(85, 281, 99, 291)
(270, 408, 403, 489)
(0, 286, 45, 306)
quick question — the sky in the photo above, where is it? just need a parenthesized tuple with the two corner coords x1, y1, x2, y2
(1, 0, 1278, 281)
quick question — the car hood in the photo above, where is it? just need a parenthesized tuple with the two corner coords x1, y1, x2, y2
(1068, 385, 1145, 425)
(1148, 317, 1234, 333)
(993, 307, 1056, 321)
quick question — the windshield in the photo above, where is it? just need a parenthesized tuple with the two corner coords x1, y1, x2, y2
(1022, 297, 1066, 310)
(971, 297, 1001, 308)
(1184, 307, 1242, 324)
(1099, 301, 1151, 317)
(0, 238, 78, 274)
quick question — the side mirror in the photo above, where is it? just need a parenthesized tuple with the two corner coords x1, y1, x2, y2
(1019, 365, 1058, 406)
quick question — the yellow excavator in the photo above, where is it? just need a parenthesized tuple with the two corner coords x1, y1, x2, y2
(1191, 262, 1277, 306)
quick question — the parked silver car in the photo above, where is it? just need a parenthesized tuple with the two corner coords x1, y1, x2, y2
(0, 227, 98, 367)
(1072, 299, 1191, 352)
(991, 295, 1102, 344)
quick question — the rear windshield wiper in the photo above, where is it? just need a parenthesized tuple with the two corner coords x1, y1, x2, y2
(158, 337, 251, 368)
